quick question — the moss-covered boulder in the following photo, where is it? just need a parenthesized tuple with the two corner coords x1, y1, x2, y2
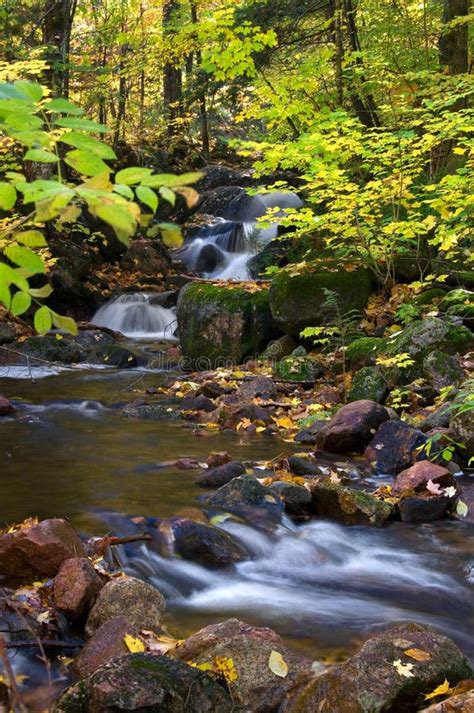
(204, 475, 284, 522)
(269, 266, 373, 336)
(423, 351, 463, 391)
(348, 367, 388, 403)
(177, 282, 279, 369)
(440, 289, 474, 326)
(311, 480, 393, 526)
(274, 356, 321, 383)
(345, 337, 385, 369)
(412, 288, 447, 306)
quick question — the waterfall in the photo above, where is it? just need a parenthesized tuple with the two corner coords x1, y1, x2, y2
(177, 190, 302, 280)
(92, 293, 177, 339)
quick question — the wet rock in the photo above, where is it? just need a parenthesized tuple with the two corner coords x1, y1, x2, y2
(89, 344, 137, 368)
(182, 394, 216, 412)
(423, 352, 463, 391)
(0, 322, 16, 344)
(275, 356, 321, 383)
(204, 475, 284, 522)
(85, 576, 165, 637)
(393, 460, 455, 495)
(122, 399, 178, 420)
(18, 335, 84, 364)
(260, 334, 297, 361)
(236, 375, 277, 400)
(177, 282, 279, 369)
(197, 185, 249, 218)
(164, 517, 247, 568)
(345, 337, 385, 369)
(55, 653, 233, 712)
(270, 266, 373, 336)
(0, 518, 85, 579)
(316, 400, 390, 454)
(54, 558, 103, 620)
(195, 243, 226, 273)
(285, 623, 473, 713)
(271, 481, 313, 519)
(194, 460, 246, 488)
(196, 164, 254, 192)
(295, 419, 327, 445)
(173, 618, 312, 712)
(206, 451, 231, 469)
(311, 480, 393, 526)
(224, 402, 273, 427)
(451, 400, 474, 460)
(365, 420, 427, 474)
(287, 455, 320, 476)
(398, 495, 451, 523)
(75, 616, 142, 678)
(348, 367, 388, 403)
(422, 688, 474, 712)
(195, 380, 227, 399)
(120, 238, 171, 274)
(0, 395, 14, 415)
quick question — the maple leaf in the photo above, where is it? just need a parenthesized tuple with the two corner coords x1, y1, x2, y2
(426, 479, 443, 495)
(392, 659, 415, 678)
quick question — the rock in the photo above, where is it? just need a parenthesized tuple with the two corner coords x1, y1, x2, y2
(365, 420, 427, 474)
(412, 288, 447, 305)
(316, 400, 390, 454)
(89, 344, 137, 368)
(236, 375, 277, 400)
(311, 480, 393, 526)
(164, 517, 246, 568)
(204, 475, 284, 522)
(451, 399, 474, 461)
(393, 461, 455, 495)
(206, 451, 231, 468)
(285, 623, 472, 713)
(18, 335, 85, 364)
(420, 404, 452, 432)
(269, 266, 373, 336)
(275, 356, 321, 383)
(173, 618, 312, 712)
(260, 334, 297, 361)
(177, 282, 279, 369)
(85, 576, 165, 637)
(75, 616, 142, 678)
(182, 394, 216, 412)
(0, 395, 14, 415)
(122, 400, 177, 420)
(120, 238, 171, 274)
(423, 352, 463, 391)
(440, 288, 474, 319)
(196, 381, 227, 399)
(197, 185, 250, 218)
(422, 688, 474, 712)
(295, 419, 327, 444)
(196, 164, 255, 192)
(194, 460, 246, 488)
(0, 322, 16, 344)
(271, 481, 313, 519)
(54, 558, 103, 619)
(55, 653, 233, 712)
(287, 455, 320, 476)
(0, 518, 85, 579)
(222, 402, 273, 428)
(345, 337, 385, 368)
(348, 367, 388, 403)
(398, 495, 451, 523)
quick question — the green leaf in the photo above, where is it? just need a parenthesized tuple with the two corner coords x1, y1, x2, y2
(16, 230, 47, 247)
(35, 192, 74, 221)
(4, 245, 46, 274)
(89, 199, 138, 243)
(52, 312, 78, 335)
(115, 167, 153, 185)
(157, 223, 183, 248)
(159, 186, 175, 206)
(113, 184, 135, 200)
(10, 290, 31, 316)
(0, 182, 17, 210)
(10, 130, 50, 147)
(142, 171, 203, 188)
(54, 116, 110, 133)
(0, 282, 11, 309)
(43, 98, 84, 115)
(29, 284, 53, 298)
(65, 149, 111, 177)
(14, 80, 43, 102)
(17, 180, 68, 204)
(136, 185, 158, 213)
(0, 264, 29, 291)
(60, 132, 116, 159)
(24, 148, 57, 163)
(34, 305, 52, 334)
(5, 113, 43, 131)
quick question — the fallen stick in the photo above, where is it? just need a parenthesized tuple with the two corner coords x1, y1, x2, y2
(6, 640, 81, 650)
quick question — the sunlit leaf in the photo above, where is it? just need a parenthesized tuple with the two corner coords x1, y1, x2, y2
(124, 634, 146, 653)
(424, 679, 453, 700)
(268, 650, 288, 678)
(0, 182, 17, 210)
(34, 305, 52, 334)
(10, 290, 31, 315)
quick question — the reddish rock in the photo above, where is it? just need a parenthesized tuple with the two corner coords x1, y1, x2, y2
(206, 451, 231, 469)
(0, 518, 85, 579)
(365, 419, 427, 474)
(0, 395, 14, 416)
(394, 460, 455, 495)
(53, 558, 103, 619)
(316, 400, 390, 454)
(74, 616, 142, 678)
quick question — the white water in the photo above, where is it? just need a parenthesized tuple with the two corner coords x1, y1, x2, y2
(92, 293, 177, 340)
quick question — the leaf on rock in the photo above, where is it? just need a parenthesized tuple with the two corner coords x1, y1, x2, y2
(426, 479, 443, 495)
(392, 659, 415, 678)
(423, 679, 453, 700)
(124, 634, 146, 653)
(456, 499, 468, 518)
(404, 648, 431, 662)
(268, 650, 288, 678)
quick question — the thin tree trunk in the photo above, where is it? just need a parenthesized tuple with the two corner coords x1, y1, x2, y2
(190, 0, 210, 155)
(163, 0, 183, 138)
(42, 0, 77, 96)
(439, 0, 469, 74)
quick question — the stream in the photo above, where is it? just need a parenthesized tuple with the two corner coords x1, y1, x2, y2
(1, 360, 473, 667)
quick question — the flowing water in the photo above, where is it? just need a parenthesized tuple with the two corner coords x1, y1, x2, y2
(91, 293, 177, 339)
(0, 363, 473, 664)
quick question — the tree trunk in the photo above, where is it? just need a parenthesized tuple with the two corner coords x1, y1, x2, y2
(163, 0, 183, 138)
(439, 0, 469, 74)
(42, 0, 77, 96)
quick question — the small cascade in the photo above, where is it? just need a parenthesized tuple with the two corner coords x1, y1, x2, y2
(177, 190, 302, 280)
(92, 293, 177, 340)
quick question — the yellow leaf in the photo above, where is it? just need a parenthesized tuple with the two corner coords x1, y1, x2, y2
(392, 659, 415, 678)
(124, 634, 146, 653)
(268, 650, 288, 678)
(404, 648, 431, 662)
(424, 679, 453, 700)
(214, 656, 238, 683)
(275, 416, 295, 430)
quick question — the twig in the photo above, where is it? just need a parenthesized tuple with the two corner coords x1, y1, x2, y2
(6, 640, 81, 650)
(0, 635, 28, 713)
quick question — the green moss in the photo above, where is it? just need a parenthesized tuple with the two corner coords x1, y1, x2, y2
(348, 367, 388, 403)
(275, 356, 318, 383)
(345, 337, 385, 368)
(412, 288, 446, 305)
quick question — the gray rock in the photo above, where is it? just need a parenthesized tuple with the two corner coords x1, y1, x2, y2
(194, 461, 246, 488)
(204, 475, 284, 522)
(348, 367, 388, 403)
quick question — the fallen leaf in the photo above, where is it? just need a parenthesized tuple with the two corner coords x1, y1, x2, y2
(404, 648, 431, 662)
(456, 499, 468, 517)
(269, 650, 288, 678)
(124, 634, 146, 653)
(423, 679, 453, 700)
(426, 479, 443, 495)
(443, 486, 456, 498)
(392, 659, 415, 678)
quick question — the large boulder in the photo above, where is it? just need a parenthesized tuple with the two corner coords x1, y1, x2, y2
(120, 239, 171, 275)
(285, 623, 472, 713)
(316, 400, 390, 454)
(365, 420, 427, 474)
(85, 576, 165, 637)
(55, 653, 233, 712)
(423, 352, 463, 391)
(393, 461, 454, 495)
(177, 283, 279, 369)
(311, 480, 393, 527)
(0, 518, 85, 579)
(204, 475, 284, 522)
(173, 618, 312, 712)
(269, 266, 373, 336)
(345, 337, 385, 369)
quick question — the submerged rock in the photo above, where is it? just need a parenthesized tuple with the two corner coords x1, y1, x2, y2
(53, 557, 103, 620)
(285, 623, 473, 713)
(194, 460, 246, 488)
(204, 475, 284, 522)
(0, 518, 85, 578)
(173, 618, 312, 712)
(56, 653, 233, 712)
(85, 576, 165, 637)
(163, 517, 247, 568)
(365, 420, 427, 474)
(311, 480, 393, 527)
(316, 400, 390, 454)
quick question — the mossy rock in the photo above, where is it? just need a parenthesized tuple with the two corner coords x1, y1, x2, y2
(274, 356, 321, 383)
(423, 351, 463, 391)
(449, 270, 474, 288)
(439, 289, 474, 326)
(269, 266, 374, 336)
(176, 282, 279, 369)
(18, 335, 85, 364)
(412, 288, 447, 306)
(348, 367, 388, 403)
(345, 337, 385, 368)
(311, 480, 393, 526)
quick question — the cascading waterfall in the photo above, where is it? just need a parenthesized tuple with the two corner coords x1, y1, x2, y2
(92, 293, 177, 340)
(177, 190, 303, 280)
